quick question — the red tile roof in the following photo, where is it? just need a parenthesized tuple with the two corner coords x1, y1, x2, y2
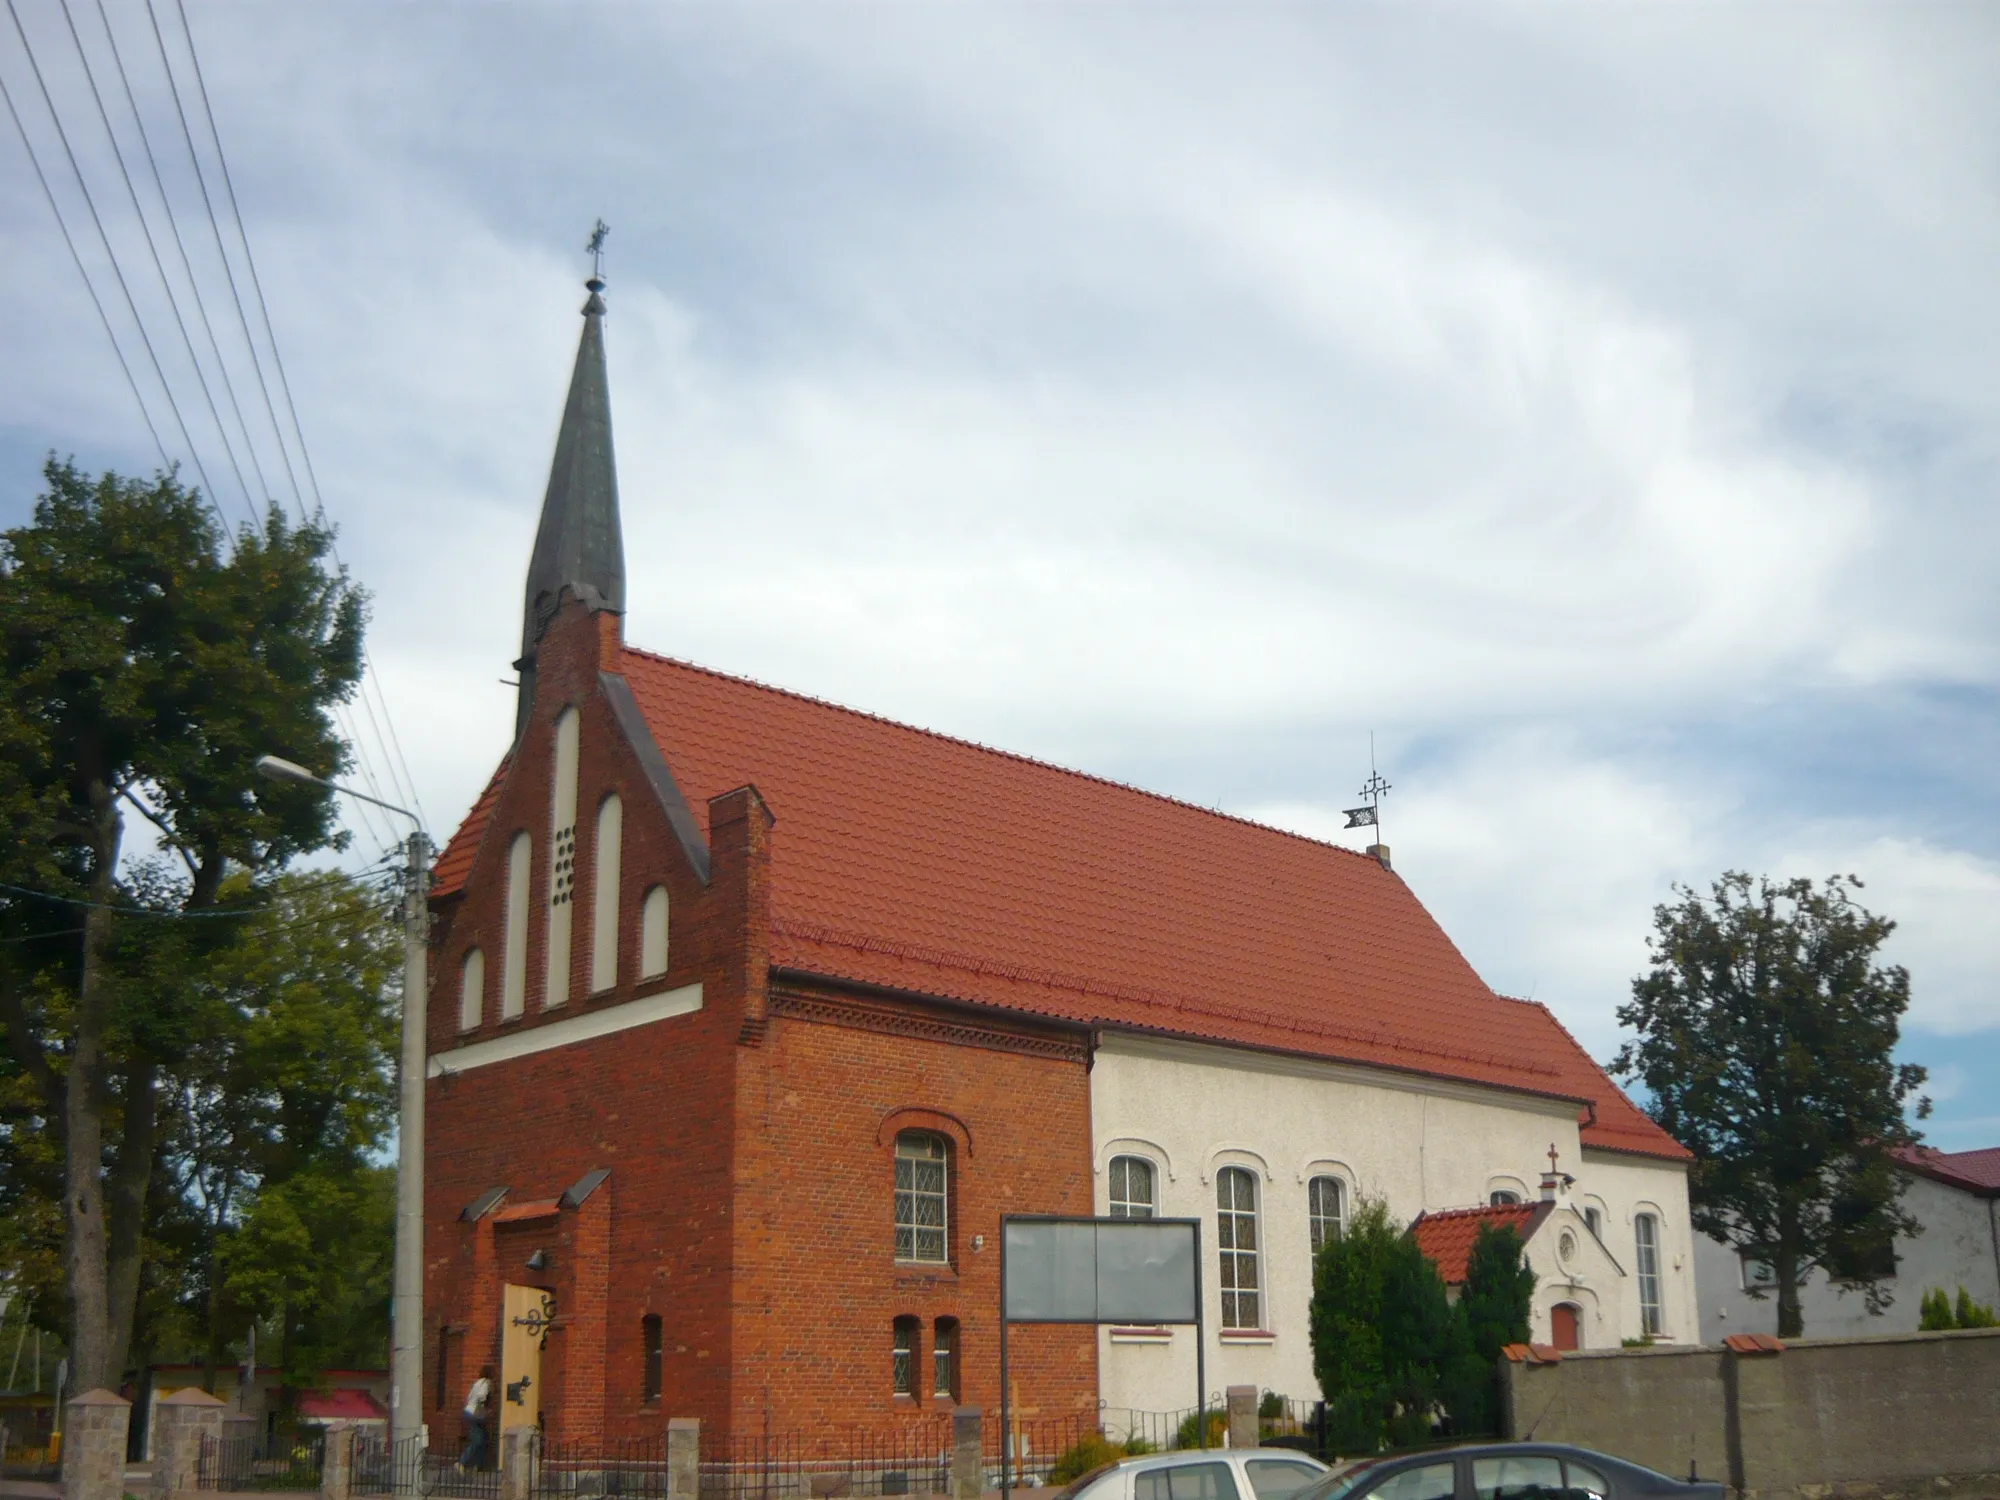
(1891, 1144, 2000, 1196)
(297, 1389, 388, 1422)
(435, 648, 1687, 1161)
(1411, 1203, 1550, 1283)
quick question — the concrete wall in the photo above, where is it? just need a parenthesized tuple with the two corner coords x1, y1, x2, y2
(1092, 1034, 1699, 1413)
(1500, 1326, 2000, 1498)
(1696, 1173, 2000, 1343)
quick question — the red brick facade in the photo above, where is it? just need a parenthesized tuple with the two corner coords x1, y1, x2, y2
(423, 603, 1097, 1445)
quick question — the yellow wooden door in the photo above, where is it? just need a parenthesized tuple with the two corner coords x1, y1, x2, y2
(500, 1285, 556, 1436)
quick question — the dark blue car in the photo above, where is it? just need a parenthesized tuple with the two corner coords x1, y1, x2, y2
(1298, 1444, 1724, 1500)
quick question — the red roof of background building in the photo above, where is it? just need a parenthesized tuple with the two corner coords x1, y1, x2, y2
(1891, 1144, 2000, 1196)
(434, 648, 1686, 1161)
(1410, 1203, 1551, 1283)
(296, 1390, 387, 1422)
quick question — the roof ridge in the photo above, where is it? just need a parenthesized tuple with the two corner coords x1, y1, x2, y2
(618, 645, 1385, 863)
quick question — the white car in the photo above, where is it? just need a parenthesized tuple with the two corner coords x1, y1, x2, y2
(1058, 1449, 1332, 1500)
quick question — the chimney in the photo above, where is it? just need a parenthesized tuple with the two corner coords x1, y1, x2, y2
(1367, 843, 1392, 871)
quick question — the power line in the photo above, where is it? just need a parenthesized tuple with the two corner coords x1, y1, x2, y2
(3, 0, 225, 525)
(54, 0, 260, 527)
(160, 0, 428, 835)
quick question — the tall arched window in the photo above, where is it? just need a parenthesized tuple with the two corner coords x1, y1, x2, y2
(1309, 1175, 1345, 1254)
(1635, 1212, 1664, 1336)
(544, 707, 581, 1009)
(458, 948, 485, 1033)
(590, 793, 622, 993)
(502, 832, 531, 1020)
(1217, 1166, 1260, 1329)
(640, 886, 669, 980)
(1108, 1156, 1155, 1219)
(894, 1132, 949, 1264)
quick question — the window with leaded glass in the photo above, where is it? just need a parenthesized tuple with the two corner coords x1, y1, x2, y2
(1217, 1166, 1260, 1329)
(892, 1316, 918, 1395)
(1109, 1156, 1156, 1218)
(1308, 1176, 1345, 1255)
(932, 1317, 959, 1400)
(895, 1132, 949, 1263)
(1635, 1212, 1663, 1335)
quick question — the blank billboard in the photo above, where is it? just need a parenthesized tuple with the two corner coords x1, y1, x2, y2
(1002, 1218, 1198, 1324)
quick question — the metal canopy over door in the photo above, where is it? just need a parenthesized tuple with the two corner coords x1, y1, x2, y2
(501, 1285, 555, 1437)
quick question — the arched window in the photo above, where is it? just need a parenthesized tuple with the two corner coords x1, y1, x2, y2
(1109, 1156, 1155, 1219)
(640, 886, 669, 981)
(1309, 1175, 1345, 1254)
(502, 832, 531, 1019)
(458, 948, 485, 1032)
(891, 1316, 919, 1396)
(590, 793, 622, 993)
(932, 1317, 959, 1401)
(1490, 1189, 1522, 1207)
(1635, 1212, 1664, 1335)
(544, 707, 581, 1009)
(894, 1132, 949, 1264)
(1217, 1166, 1260, 1329)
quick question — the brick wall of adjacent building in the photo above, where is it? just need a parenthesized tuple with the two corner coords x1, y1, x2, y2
(425, 600, 1100, 1446)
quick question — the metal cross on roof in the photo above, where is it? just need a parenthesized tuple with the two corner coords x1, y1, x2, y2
(586, 219, 610, 281)
(1343, 735, 1392, 833)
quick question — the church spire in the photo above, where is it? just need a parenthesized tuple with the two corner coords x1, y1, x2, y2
(517, 224, 625, 737)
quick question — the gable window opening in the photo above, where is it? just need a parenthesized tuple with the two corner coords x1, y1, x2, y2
(458, 947, 485, 1033)
(895, 1132, 949, 1264)
(1309, 1175, 1345, 1255)
(642, 1314, 663, 1404)
(1584, 1206, 1603, 1238)
(1217, 1165, 1261, 1330)
(1635, 1212, 1664, 1336)
(932, 1317, 959, 1401)
(640, 885, 669, 980)
(892, 1316, 919, 1397)
(1489, 1189, 1522, 1207)
(1109, 1155, 1156, 1219)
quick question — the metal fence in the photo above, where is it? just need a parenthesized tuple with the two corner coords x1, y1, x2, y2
(355, 1430, 502, 1499)
(2, 1438, 61, 1482)
(538, 1433, 673, 1500)
(197, 1428, 327, 1491)
(700, 1422, 954, 1500)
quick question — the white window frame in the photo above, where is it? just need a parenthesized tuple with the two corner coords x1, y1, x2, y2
(1635, 1212, 1664, 1335)
(892, 1316, 917, 1396)
(1309, 1175, 1345, 1255)
(1489, 1189, 1523, 1207)
(640, 885, 669, 980)
(1217, 1165, 1261, 1330)
(895, 1132, 949, 1264)
(1108, 1155, 1156, 1219)
(458, 947, 485, 1032)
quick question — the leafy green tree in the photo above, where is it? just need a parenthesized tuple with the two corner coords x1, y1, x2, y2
(1614, 873, 1928, 1338)
(0, 460, 364, 1389)
(1310, 1196, 1398, 1452)
(1377, 1231, 1455, 1446)
(1919, 1287, 1997, 1330)
(1444, 1224, 1535, 1435)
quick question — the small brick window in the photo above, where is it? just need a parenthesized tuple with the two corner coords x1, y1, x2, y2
(894, 1132, 949, 1263)
(892, 1316, 919, 1396)
(642, 1314, 663, 1403)
(932, 1317, 959, 1401)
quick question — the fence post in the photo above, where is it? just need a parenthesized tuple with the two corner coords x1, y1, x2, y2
(667, 1418, 700, 1500)
(1224, 1388, 1258, 1451)
(319, 1421, 357, 1500)
(499, 1427, 538, 1500)
(951, 1408, 982, 1500)
(61, 1389, 132, 1500)
(150, 1387, 225, 1500)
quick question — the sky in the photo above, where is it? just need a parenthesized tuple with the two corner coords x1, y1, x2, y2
(2, 3, 1996, 1144)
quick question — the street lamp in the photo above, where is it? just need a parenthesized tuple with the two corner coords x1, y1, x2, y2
(255, 755, 430, 1453)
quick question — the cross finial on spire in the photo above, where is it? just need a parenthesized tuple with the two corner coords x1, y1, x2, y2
(1548, 1143, 1561, 1175)
(586, 219, 610, 287)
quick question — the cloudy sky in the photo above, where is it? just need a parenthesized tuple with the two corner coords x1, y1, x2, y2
(3, 3, 1996, 1143)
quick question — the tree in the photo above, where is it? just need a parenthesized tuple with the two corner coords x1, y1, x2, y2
(1447, 1224, 1534, 1435)
(1918, 1287, 1997, 1330)
(1614, 872, 1928, 1338)
(0, 459, 364, 1389)
(1310, 1197, 1398, 1452)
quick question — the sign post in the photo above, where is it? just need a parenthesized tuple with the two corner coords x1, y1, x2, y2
(998, 1216, 1205, 1499)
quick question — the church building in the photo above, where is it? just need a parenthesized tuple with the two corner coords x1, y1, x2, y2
(420, 273, 1696, 1449)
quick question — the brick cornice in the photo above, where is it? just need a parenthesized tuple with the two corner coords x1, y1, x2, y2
(768, 983, 1088, 1064)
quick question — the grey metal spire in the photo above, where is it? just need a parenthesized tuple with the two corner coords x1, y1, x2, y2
(517, 268, 625, 735)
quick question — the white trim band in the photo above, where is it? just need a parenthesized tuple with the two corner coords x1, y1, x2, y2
(428, 982, 703, 1077)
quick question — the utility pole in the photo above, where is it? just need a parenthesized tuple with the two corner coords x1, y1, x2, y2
(255, 756, 429, 1453)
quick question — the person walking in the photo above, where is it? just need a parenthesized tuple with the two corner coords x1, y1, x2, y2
(460, 1366, 494, 1470)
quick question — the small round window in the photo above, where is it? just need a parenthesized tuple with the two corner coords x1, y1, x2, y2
(1558, 1229, 1578, 1264)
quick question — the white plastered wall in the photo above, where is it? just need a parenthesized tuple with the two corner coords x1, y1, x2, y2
(1694, 1171, 2000, 1342)
(1575, 1148, 1699, 1345)
(1091, 1034, 1697, 1416)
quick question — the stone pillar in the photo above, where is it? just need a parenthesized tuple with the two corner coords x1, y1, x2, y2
(1225, 1387, 1259, 1451)
(950, 1409, 982, 1500)
(150, 1387, 225, 1500)
(320, 1422, 357, 1500)
(499, 1425, 538, 1500)
(667, 1418, 700, 1500)
(61, 1389, 132, 1500)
